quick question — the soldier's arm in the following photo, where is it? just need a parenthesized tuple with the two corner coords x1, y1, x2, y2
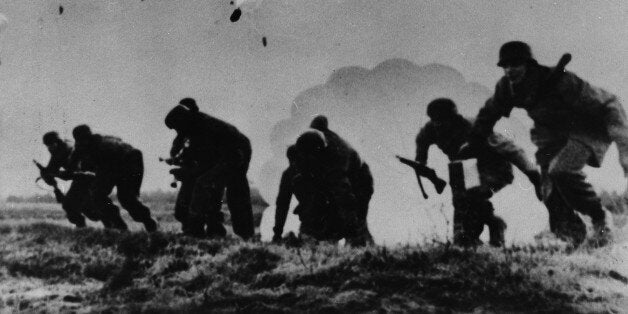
(415, 125, 433, 164)
(470, 88, 513, 142)
(273, 167, 294, 239)
(56, 150, 82, 180)
(170, 132, 186, 159)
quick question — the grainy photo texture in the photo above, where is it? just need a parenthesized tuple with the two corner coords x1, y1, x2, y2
(0, 1, 627, 312)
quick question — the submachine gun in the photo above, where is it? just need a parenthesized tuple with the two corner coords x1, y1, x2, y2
(33, 159, 65, 203)
(395, 155, 447, 199)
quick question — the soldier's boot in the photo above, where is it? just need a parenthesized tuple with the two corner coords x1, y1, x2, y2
(184, 218, 206, 238)
(67, 213, 86, 228)
(488, 216, 507, 247)
(143, 217, 158, 233)
(590, 214, 612, 247)
(553, 214, 586, 248)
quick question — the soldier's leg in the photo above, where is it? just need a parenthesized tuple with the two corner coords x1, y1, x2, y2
(327, 173, 364, 245)
(463, 191, 493, 246)
(354, 165, 375, 243)
(293, 175, 318, 239)
(117, 151, 157, 232)
(544, 184, 587, 246)
(452, 191, 472, 246)
(61, 182, 86, 228)
(205, 180, 227, 238)
(93, 176, 128, 230)
(547, 139, 607, 243)
(477, 199, 506, 247)
(187, 168, 225, 238)
(174, 178, 195, 233)
(226, 171, 254, 239)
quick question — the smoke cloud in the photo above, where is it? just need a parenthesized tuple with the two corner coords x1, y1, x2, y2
(258, 58, 548, 245)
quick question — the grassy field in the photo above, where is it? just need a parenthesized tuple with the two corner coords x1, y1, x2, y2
(1, 201, 628, 313)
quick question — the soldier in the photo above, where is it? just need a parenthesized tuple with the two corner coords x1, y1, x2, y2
(165, 99, 254, 239)
(164, 98, 203, 233)
(40, 131, 98, 228)
(465, 41, 628, 247)
(290, 122, 370, 245)
(416, 98, 540, 247)
(272, 145, 299, 242)
(310, 115, 374, 243)
(71, 125, 157, 232)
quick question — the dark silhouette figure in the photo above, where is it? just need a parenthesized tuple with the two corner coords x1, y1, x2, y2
(71, 125, 157, 232)
(165, 98, 254, 239)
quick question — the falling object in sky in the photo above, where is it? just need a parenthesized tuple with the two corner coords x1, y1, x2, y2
(59, 6, 64, 15)
(230, 8, 242, 22)
(262, 36, 267, 47)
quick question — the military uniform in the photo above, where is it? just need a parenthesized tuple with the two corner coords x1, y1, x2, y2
(72, 133, 156, 231)
(471, 65, 628, 245)
(287, 121, 371, 245)
(166, 107, 254, 239)
(44, 140, 93, 227)
(416, 113, 537, 246)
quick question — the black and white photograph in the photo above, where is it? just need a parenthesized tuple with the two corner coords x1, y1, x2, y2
(0, 1, 627, 312)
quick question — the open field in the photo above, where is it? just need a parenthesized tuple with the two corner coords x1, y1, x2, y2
(1, 201, 628, 313)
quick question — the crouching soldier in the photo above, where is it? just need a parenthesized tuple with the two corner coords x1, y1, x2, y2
(465, 41, 628, 247)
(286, 119, 371, 246)
(71, 125, 158, 232)
(39, 131, 109, 228)
(165, 98, 254, 239)
(416, 98, 540, 247)
(310, 115, 374, 243)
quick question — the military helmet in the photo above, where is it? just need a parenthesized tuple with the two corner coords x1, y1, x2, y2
(295, 129, 327, 156)
(426, 98, 458, 120)
(72, 124, 92, 142)
(42, 131, 60, 146)
(179, 97, 199, 112)
(310, 115, 329, 131)
(286, 144, 298, 163)
(165, 104, 193, 130)
(497, 41, 536, 67)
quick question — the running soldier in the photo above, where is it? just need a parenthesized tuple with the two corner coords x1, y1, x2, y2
(416, 98, 540, 246)
(165, 99, 254, 239)
(71, 125, 157, 232)
(39, 131, 106, 228)
(466, 41, 628, 246)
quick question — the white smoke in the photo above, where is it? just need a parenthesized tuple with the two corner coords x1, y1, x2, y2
(258, 58, 549, 246)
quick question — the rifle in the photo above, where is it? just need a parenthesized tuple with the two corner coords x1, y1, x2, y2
(395, 155, 447, 199)
(33, 159, 65, 203)
(534, 53, 572, 100)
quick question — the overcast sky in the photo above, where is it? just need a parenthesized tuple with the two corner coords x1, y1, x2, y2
(0, 0, 627, 242)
